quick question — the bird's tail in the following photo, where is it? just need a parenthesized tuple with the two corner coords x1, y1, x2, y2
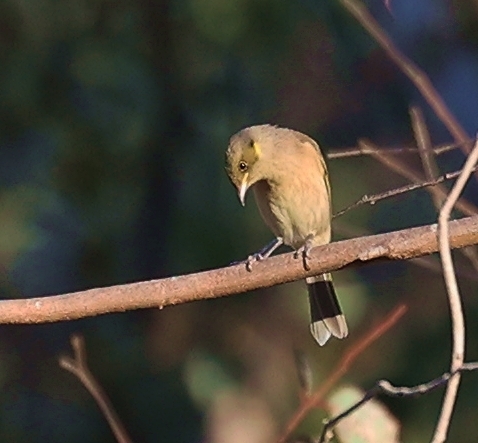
(306, 273, 348, 346)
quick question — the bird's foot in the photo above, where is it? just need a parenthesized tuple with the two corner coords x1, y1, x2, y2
(230, 237, 284, 272)
(294, 238, 314, 271)
(229, 253, 264, 272)
(245, 253, 265, 272)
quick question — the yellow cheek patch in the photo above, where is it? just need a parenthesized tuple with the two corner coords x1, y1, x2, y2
(251, 141, 261, 159)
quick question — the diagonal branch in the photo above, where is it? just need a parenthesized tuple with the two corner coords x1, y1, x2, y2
(278, 304, 407, 443)
(360, 139, 478, 216)
(60, 335, 134, 443)
(319, 362, 478, 443)
(412, 107, 478, 274)
(0, 216, 476, 324)
(432, 140, 478, 442)
(411, 106, 444, 209)
(333, 164, 478, 218)
(338, 0, 472, 157)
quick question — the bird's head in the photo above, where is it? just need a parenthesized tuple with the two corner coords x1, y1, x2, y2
(225, 125, 273, 206)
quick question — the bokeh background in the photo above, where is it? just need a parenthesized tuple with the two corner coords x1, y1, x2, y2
(1, 0, 478, 442)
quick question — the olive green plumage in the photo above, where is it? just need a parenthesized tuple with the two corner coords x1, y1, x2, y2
(225, 124, 348, 346)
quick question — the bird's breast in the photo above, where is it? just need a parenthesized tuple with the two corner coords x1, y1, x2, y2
(252, 176, 331, 249)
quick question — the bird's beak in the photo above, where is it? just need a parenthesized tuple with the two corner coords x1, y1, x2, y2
(238, 174, 249, 206)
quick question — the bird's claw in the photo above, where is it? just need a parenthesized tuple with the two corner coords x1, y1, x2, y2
(294, 245, 312, 271)
(245, 253, 264, 272)
(229, 253, 264, 271)
(230, 238, 283, 272)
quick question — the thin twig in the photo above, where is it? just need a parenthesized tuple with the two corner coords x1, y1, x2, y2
(276, 304, 407, 443)
(319, 362, 478, 443)
(333, 164, 478, 218)
(411, 106, 444, 209)
(328, 140, 467, 159)
(432, 139, 478, 442)
(361, 139, 478, 216)
(434, 144, 478, 440)
(59, 335, 134, 443)
(338, 0, 472, 157)
(412, 108, 478, 275)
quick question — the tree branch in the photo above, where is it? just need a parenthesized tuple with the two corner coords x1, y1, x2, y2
(333, 165, 478, 218)
(327, 140, 469, 159)
(60, 335, 134, 443)
(432, 140, 478, 442)
(338, 0, 472, 157)
(0, 216, 476, 324)
(319, 362, 478, 443)
(360, 139, 478, 216)
(278, 304, 407, 443)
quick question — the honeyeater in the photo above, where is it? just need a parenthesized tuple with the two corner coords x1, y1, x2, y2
(225, 124, 348, 346)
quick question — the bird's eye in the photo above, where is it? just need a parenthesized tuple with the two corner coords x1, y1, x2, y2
(238, 161, 248, 172)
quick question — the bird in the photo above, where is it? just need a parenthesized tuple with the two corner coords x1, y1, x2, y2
(225, 124, 348, 346)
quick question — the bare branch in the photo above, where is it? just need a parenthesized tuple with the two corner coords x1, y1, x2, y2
(59, 335, 134, 443)
(411, 106, 444, 209)
(333, 165, 478, 218)
(338, 0, 472, 157)
(432, 140, 478, 442)
(361, 139, 478, 216)
(328, 140, 468, 160)
(277, 304, 407, 443)
(319, 362, 478, 443)
(412, 107, 478, 276)
(333, 222, 478, 281)
(0, 216, 476, 324)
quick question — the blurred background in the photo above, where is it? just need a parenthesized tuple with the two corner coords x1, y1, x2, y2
(0, 0, 478, 442)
